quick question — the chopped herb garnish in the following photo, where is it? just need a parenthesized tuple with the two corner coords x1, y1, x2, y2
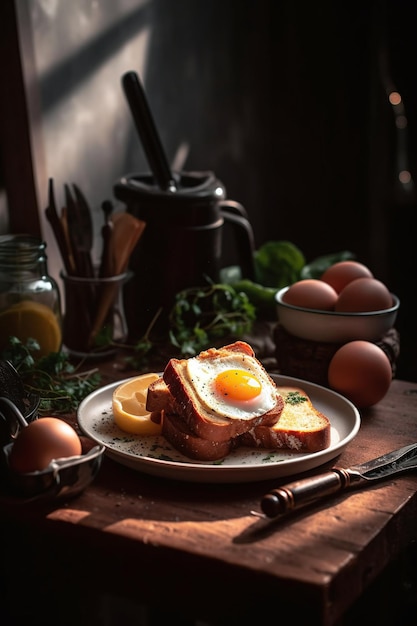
(285, 391, 308, 405)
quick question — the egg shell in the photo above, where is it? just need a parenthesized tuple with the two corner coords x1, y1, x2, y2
(282, 279, 338, 311)
(335, 277, 393, 312)
(9, 417, 82, 474)
(328, 341, 392, 408)
(320, 260, 373, 293)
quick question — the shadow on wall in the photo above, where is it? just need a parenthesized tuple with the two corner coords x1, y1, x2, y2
(140, 0, 373, 262)
(39, 4, 150, 113)
(30, 0, 416, 380)
(35, 0, 381, 266)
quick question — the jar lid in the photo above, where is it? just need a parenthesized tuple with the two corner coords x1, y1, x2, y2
(0, 235, 45, 267)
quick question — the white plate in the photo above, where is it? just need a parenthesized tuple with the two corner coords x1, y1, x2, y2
(77, 374, 360, 483)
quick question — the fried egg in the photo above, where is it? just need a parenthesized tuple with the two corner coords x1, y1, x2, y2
(186, 354, 277, 419)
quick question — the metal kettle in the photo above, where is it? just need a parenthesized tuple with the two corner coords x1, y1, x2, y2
(113, 169, 255, 340)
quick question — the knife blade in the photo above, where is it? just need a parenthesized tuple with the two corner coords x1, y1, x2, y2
(99, 200, 114, 278)
(260, 442, 417, 518)
(72, 183, 94, 253)
(65, 184, 94, 277)
(45, 178, 75, 274)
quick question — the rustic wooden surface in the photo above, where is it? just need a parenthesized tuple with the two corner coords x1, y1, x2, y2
(1, 344, 416, 626)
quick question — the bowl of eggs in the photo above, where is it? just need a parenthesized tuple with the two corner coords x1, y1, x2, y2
(275, 260, 400, 343)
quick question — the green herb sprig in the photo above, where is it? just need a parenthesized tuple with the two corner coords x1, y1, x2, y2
(0, 337, 101, 414)
(168, 283, 256, 357)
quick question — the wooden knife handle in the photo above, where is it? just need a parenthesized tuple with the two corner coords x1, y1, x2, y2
(260, 468, 352, 518)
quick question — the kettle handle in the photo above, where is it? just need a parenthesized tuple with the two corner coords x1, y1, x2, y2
(218, 200, 255, 281)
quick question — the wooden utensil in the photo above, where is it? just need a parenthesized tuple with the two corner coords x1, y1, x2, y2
(111, 212, 146, 274)
(88, 213, 146, 346)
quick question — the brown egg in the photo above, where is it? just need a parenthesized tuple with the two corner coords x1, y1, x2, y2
(321, 260, 373, 293)
(328, 341, 392, 408)
(282, 279, 338, 310)
(9, 417, 82, 474)
(335, 277, 393, 312)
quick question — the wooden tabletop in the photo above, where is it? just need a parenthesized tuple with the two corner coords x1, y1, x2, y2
(1, 347, 417, 626)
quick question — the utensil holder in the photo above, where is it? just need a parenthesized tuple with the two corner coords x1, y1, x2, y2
(61, 271, 131, 358)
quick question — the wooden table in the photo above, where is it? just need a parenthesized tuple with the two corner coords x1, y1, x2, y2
(1, 349, 417, 626)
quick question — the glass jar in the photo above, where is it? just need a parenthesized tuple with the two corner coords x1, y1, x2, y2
(0, 234, 62, 357)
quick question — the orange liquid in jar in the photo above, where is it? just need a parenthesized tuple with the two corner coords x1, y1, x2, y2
(0, 235, 62, 358)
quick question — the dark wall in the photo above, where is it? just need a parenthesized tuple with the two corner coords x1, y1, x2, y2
(131, 0, 416, 380)
(2, 0, 415, 380)
(130, 1, 374, 263)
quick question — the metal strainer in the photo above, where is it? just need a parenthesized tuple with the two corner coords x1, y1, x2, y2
(0, 360, 39, 445)
(0, 366, 104, 500)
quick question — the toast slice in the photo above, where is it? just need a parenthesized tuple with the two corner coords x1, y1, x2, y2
(146, 342, 330, 460)
(161, 413, 237, 461)
(159, 385, 331, 461)
(240, 386, 331, 453)
(147, 377, 238, 460)
(146, 376, 178, 413)
(157, 341, 284, 443)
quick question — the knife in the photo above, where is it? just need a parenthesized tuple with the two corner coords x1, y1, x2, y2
(45, 178, 75, 274)
(260, 442, 417, 518)
(99, 200, 114, 278)
(72, 183, 94, 256)
(64, 184, 94, 277)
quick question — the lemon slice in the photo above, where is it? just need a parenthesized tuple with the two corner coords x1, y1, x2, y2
(112, 373, 162, 435)
(0, 300, 61, 357)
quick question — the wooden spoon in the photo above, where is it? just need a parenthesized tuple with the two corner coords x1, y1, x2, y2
(88, 213, 146, 345)
(111, 212, 146, 274)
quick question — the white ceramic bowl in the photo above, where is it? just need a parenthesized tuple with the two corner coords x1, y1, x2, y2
(275, 286, 400, 343)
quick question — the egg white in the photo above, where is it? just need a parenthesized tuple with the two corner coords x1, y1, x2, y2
(186, 354, 277, 420)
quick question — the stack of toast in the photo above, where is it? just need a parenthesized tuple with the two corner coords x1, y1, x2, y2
(146, 341, 331, 461)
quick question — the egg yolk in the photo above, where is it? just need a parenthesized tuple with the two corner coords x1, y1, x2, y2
(214, 369, 262, 402)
